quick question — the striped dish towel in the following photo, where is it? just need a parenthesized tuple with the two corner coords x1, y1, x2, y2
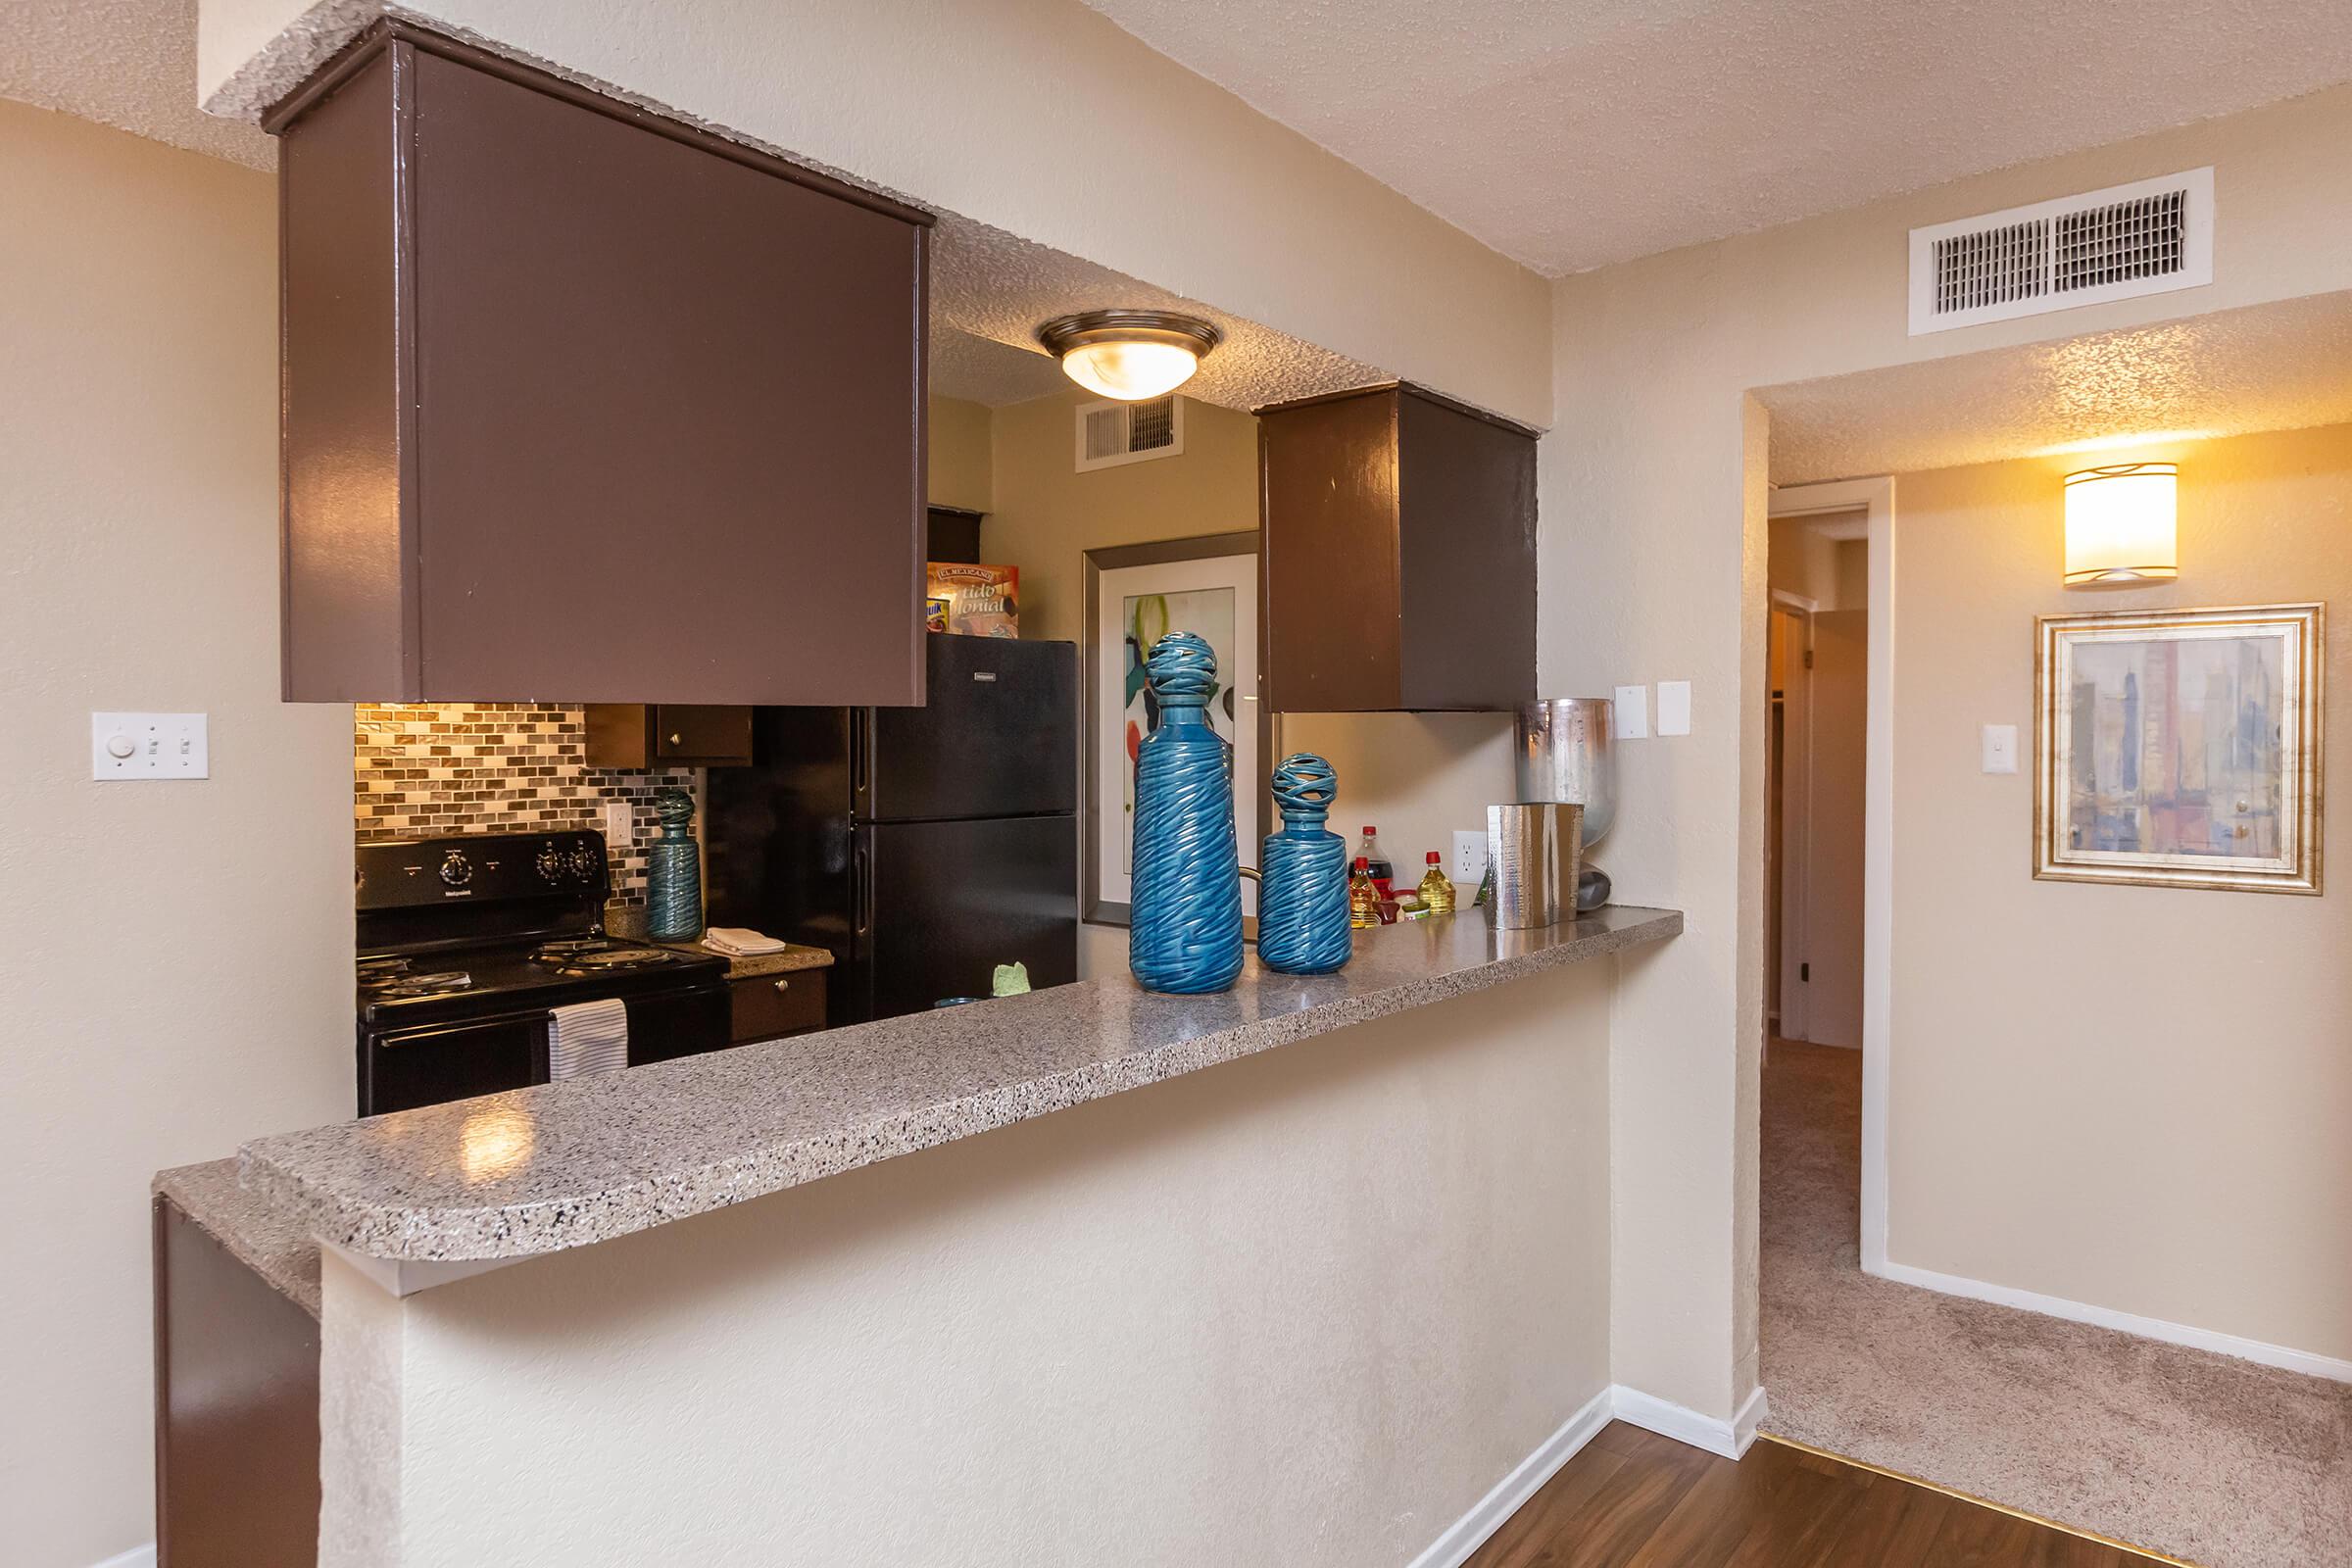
(548, 999, 629, 1081)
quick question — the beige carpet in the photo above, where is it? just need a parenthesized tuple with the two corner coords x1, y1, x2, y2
(1759, 1040, 2351, 1568)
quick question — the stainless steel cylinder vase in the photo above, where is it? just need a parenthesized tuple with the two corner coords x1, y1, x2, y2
(1513, 697, 1617, 848)
(1128, 632, 1246, 995)
(645, 787, 702, 941)
(1255, 752, 1351, 975)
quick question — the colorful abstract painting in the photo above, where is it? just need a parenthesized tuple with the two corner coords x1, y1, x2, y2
(2037, 605, 2322, 894)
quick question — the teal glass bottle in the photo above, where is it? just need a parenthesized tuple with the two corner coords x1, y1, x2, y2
(1128, 632, 1245, 995)
(645, 787, 703, 942)
(1256, 753, 1350, 975)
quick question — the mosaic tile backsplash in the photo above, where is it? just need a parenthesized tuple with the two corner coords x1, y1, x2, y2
(354, 705, 696, 906)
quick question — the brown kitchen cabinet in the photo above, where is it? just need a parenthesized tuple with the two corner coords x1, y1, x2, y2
(272, 24, 932, 706)
(729, 967, 827, 1044)
(1257, 382, 1538, 711)
(583, 705, 753, 768)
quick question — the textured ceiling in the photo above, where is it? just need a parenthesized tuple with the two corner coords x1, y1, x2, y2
(929, 217, 1388, 412)
(1, 0, 274, 168)
(6, 0, 1392, 414)
(1761, 291, 2352, 483)
(1081, 0, 2352, 275)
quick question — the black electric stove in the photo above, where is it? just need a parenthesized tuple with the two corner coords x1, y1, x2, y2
(354, 830, 728, 1116)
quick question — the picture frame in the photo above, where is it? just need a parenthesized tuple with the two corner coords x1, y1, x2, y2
(2034, 602, 2324, 894)
(1082, 532, 1268, 928)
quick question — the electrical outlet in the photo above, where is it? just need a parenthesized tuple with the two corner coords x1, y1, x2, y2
(1452, 829, 1490, 887)
(604, 799, 635, 845)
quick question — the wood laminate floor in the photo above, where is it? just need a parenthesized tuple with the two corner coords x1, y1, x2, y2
(1464, 1422, 2176, 1568)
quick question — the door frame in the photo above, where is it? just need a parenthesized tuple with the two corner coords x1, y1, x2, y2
(1767, 476, 1895, 1275)
(1767, 590, 1816, 1043)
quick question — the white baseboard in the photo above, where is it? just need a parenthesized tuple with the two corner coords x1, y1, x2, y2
(90, 1545, 155, 1568)
(1609, 1383, 1768, 1459)
(1408, 1381, 1772, 1567)
(1872, 1258, 2352, 1385)
(1405, 1387, 1614, 1568)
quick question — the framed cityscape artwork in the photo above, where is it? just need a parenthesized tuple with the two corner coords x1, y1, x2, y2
(2034, 603, 2323, 894)
(1081, 532, 1267, 927)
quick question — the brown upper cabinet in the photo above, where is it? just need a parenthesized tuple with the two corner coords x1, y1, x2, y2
(1258, 383, 1538, 712)
(271, 24, 932, 706)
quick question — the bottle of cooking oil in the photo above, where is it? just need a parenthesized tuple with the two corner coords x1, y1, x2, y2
(1348, 856, 1382, 929)
(1416, 851, 1455, 915)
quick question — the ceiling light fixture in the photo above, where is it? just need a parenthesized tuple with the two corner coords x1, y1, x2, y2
(1038, 310, 1221, 402)
(2063, 463, 2179, 586)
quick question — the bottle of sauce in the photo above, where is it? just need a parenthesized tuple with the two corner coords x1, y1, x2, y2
(1355, 826, 1395, 897)
(1416, 851, 1455, 914)
(1348, 856, 1383, 929)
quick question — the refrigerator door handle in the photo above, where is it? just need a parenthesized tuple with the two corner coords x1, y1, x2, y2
(853, 838, 873, 943)
(851, 710, 873, 818)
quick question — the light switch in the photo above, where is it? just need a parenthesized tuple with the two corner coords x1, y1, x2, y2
(1657, 680, 1692, 737)
(92, 712, 208, 780)
(1982, 724, 2019, 774)
(1613, 685, 1649, 739)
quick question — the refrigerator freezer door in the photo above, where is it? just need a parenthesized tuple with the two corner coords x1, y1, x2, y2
(860, 814, 1078, 1020)
(864, 636, 1077, 822)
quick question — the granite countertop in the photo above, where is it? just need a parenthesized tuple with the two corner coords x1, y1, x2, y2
(155, 1157, 324, 1318)
(655, 938, 835, 980)
(233, 906, 1680, 1268)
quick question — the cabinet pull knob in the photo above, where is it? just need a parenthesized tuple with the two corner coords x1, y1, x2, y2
(772, 978, 791, 993)
(668, 733, 683, 747)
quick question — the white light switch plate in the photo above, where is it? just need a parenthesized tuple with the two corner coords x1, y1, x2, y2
(1982, 723, 2019, 774)
(92, 712, 208, 780)
(1614, 685, 1649, 739)
(1656, 680, 1692, 736)
(1452, 829, 1491, 887)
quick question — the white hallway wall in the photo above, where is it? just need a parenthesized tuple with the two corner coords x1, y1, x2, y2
(0, 102, 352, 1567)
(1546, 85, 2352, 1419)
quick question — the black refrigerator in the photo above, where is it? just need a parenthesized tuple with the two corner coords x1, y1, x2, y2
(705, 635, 1079, 1026)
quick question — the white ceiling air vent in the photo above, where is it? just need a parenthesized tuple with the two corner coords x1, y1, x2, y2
(1075, 394, 1186, 472)
(1908, 168, 2213, 335)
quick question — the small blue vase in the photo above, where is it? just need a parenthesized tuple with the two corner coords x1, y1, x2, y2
(1256, 753, 1350, 975)
(645, 788, 703, 941)
(1128, 632, 1245, 995)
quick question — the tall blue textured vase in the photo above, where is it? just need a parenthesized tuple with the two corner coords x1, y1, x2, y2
(645, 787, 703, 941)
(1128, 632, 1245, 995)
(1256, 753, 1351, 975)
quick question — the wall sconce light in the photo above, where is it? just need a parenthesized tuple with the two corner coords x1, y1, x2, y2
(1038, 310, 1221, 401)
(2063, 463, 2178, 586)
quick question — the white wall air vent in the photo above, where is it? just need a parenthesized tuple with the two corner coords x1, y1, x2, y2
(1075, 394, 1185, 472)
(1907, 168, 2213, 335)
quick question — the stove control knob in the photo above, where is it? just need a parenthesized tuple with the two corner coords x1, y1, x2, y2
(535, 844, 565, 882)
(438, 850, 472, 888)
(569, 844, 603, 881)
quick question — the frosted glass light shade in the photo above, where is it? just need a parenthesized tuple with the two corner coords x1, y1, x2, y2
(2064, 463, 2178, 585)
(1058, 339, 1200, 401)
(1037, 310, 1221, 403)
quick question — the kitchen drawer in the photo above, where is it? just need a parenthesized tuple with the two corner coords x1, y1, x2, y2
(729, 968, 826, 1044)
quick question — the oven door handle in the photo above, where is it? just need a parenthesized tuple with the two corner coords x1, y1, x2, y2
(371, 1004, 558, 1045)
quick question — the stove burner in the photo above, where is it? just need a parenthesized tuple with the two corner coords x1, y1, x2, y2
(529, 939, 676, 974)
(361, 968, 473, 999)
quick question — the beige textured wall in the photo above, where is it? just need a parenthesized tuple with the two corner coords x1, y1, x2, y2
(926, 394, 994, 514)
(988, 388, 1261, 643)
(1767, 516, 1847, 610)
(201, 0, 1555, 428)
(1889, 426, 2352, 1360)
(1547, 86, 2352, 1418)
(319, 960, 1616, 1566)
(0, 103, 352, 1565)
